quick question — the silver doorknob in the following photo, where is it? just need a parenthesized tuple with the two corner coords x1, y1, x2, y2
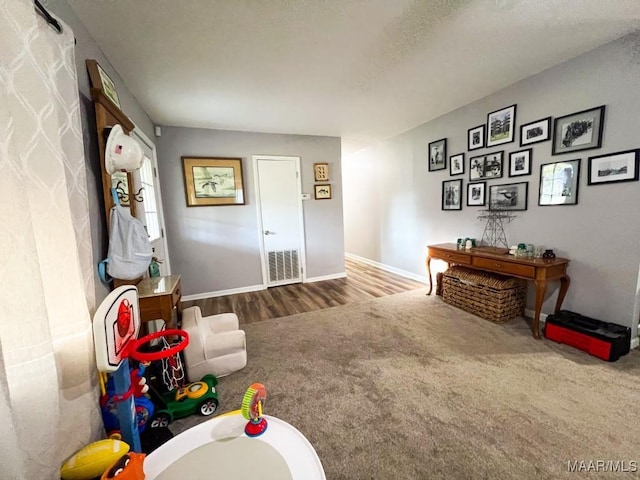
(264, 230, 273, 235)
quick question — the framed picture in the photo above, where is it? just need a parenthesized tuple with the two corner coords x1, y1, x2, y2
(450, 153, 465, 176)
(538, 159, 581, 206)
(314, 184, 332, 199)
(489, 182, 528, 211)
(468, 125, 485, 151)
(520, 117, 551, 146)
(86, 59, 121, 109)
(442, 179, 462, 210)
(487, 104, 516, 147)
(314, 163, 329, 181)
(182, 157, 245, 206)
(587, 149, 640, 185)
(467, 182, 486, 207)
(509, 148, 532, 177)
(428, 138, 447, 172)
(469, 151, 503, 181)
(552, 105, 605, 155)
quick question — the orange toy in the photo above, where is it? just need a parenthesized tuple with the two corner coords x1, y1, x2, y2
(101, 452, 146, 480)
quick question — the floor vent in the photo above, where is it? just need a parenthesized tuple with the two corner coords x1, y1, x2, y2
(268, 249, 299, 283)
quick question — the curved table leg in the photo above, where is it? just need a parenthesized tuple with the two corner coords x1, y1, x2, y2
(555, 274, 571, 313)
(533, 279, 548, 339)
(426, 256, 433, 295)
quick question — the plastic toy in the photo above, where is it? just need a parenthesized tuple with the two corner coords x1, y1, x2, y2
(143, 382, 326, 480)
(241, 382, 268, 437)
(93, 286, 189, 452)
(101, 452, 146, 480)
(148, 374, 219, 429)
(60, 439, 130, 480)
(101, 364, 155, 436)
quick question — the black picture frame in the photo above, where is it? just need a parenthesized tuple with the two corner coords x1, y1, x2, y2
(489, 182, 528, 211)
(428, 138, 447, 172)
(450, 153, 465, 176)
(468, 124, 485, 151)
(469, 151, 504, 181)
(520, 117, 551, 146)
(538, 159, 581, 206)
(587, 149, 640, 185)
(487, 104, 516, 147)
(552, 105, 605, 155)
(466, 181, 486, 207)
(442, 179, 462, 210)
(508, 148, 532, 177)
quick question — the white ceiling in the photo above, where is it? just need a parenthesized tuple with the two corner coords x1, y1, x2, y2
(68, 0, 640, 155)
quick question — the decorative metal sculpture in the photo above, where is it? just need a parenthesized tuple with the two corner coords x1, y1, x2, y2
(478, 206, 516, 248)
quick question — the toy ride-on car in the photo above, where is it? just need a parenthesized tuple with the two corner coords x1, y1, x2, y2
(148, 374, 219, 429)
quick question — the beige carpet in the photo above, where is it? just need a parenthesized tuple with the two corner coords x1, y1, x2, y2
(171, 289, 640, 479)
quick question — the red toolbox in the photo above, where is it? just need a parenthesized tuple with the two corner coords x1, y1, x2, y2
(544, 310, 630, 362)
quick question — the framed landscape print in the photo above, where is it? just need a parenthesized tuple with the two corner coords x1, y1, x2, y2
(489, 182, 528, 211)
(467, 182, 486, 207)
(487, 104, 516, 147)
(442, 179, 462, 210)
(468, 125, 485, 151)
(182, 156, 245, 206)
(509, 148, 532, 177)
(450, 153, 465, 176)
(538, 159, 581, 206)
(469, 151, 503, 181)
(520, 117, 551, 146)
(428, 138, 447, 171)
(587, 149, 640, 185)
(552, 105, 605, 155)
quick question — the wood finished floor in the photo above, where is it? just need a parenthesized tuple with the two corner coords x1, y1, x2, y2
(181, 257, 426, 325)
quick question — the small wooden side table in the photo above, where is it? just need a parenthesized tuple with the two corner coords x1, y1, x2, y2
(137, 274, 182, 332)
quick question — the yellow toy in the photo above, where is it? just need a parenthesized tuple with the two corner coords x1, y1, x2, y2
(60, 439, 130, 480)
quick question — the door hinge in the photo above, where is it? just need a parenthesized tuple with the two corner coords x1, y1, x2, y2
(296, 171, 299, 179)
(161, 228, 164, 238)
(153, 167, 158, 178)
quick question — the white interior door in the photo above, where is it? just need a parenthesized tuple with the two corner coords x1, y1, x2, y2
(254, 155, 306, 287)
(133, 127, 171, 276)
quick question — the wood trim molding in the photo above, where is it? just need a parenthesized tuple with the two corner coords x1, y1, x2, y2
(90, 87, 134, 131)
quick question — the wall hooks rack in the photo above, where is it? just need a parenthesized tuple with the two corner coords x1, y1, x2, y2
(114, 181, 144, 203)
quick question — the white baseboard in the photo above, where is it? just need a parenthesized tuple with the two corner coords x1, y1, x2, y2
(631, 337, 639, 349)
(305, 272, 347, 283)
(524, 308, 548, 324)
(181, 283, 266, 302)
(345, 253, 428, 284)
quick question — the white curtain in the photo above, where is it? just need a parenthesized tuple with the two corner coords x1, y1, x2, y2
(0, 1, 103, 478)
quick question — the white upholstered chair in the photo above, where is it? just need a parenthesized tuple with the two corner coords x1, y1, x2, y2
(181, 306, 247, 379)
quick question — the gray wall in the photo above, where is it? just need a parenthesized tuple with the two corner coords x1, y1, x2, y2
(47, 0, 156, 306)
(156, 127, 344, 297)
(344, 33, 640, 335)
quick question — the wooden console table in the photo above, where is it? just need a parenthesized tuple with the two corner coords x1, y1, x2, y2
(137, 274, 182, 332)
(426, 243, 570, 339)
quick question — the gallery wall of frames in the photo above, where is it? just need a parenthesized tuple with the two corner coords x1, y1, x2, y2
(432, 103, 640, 212)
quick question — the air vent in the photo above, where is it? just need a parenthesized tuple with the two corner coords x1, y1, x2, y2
(268, 249, 299, 283)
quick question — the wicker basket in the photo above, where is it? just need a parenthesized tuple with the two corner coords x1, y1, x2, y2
(442, 266, 526, 323)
